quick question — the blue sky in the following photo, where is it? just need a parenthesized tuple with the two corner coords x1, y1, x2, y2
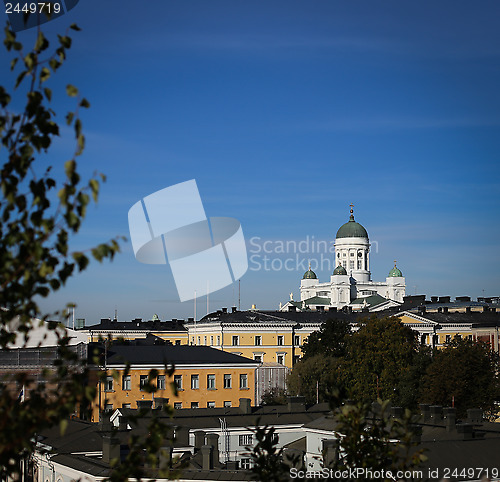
(2, 1, 499, 323)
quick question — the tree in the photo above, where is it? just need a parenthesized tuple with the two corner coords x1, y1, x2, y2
(0, 23, 121, 479)
(260, 386, 288, 405)
(287, 354, 348, 404)
(346, 316, 421, 405)
(420, 337, 500, 419)
(301, 317, 351, 359)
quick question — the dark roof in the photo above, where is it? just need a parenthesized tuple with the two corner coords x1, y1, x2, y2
(101, 344, 257, 366)
(407, 310, 500, 326)
(86, 319, 187, 332)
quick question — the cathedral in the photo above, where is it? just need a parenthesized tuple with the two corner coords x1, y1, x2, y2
(281, 205, 406, 312)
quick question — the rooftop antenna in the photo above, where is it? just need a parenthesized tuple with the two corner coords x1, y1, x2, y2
(114, 306, 117, 321)
(238, 280, 241, 311)
(72, 305, 75, 330)
(194, 290, 197, 344)
(207, 280, 209, 315)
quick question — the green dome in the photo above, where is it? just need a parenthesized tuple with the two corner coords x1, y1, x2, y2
(388, 262, 403, 277)
(333, 264, 347, 275)
(303, 267, 317, 279)
(336, 214, 368, 239)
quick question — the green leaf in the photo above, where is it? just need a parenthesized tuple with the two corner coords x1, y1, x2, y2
(66, 84, 78, 97)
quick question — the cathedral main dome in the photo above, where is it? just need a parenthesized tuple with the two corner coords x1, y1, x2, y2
(336, 207, 368, 239)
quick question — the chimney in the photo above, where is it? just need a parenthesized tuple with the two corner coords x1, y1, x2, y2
(437, 307, 442, 313)
(429, 405, 442, 422)
(226, 460, 239, 470)
(98, 413, 113, 432)
(201, 445, 213, 470)
(102, 435, 120, 464)
(457, 423, 474, 441)
(206, 433, 220, 464)
(159, 446, 173, 471)
(483, 306, 489, 313)
(444, 407, 456, 432)
(194, 430, 205, 450)
(431, 296, 438, 303)
(439, 296, 451, 303)
(419, 305, 426, 314)
(222, 307, 227, 313)
(239, 398, 252, 414)
(467, 409, 483, 424)
(329, 307, 337, 312)
(288, 305, 296, 312)
(322, 439, 338, 468)
(288, 396, 306, 412)
(188, 317, 194, 322)
(232, 306, 237, 313)
(443, 307, 449, 314)
(419, 404, 431, 422)
(118, 416, 129, 431)
(466, 306, 471, 314)
(174, 426, 190, 447)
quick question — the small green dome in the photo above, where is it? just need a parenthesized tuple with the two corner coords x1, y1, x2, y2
(303, 268, 317, 279)
(388, 262, 403, 277)
(336, 206, 368, 239)
(333, 264, 347, 275)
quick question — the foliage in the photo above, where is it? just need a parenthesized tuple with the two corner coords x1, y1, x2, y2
(260, 386, 288, 405)
(328, 398, 426, 481)
(420, 337, 500, 419)
(301, 318, 351, 359)
(248, 423, 291, 482)
(287, 354, 347, 404)
(346, 316, 421, 404)
(0, 23, 122, 478)
(248, 398, 426, 482)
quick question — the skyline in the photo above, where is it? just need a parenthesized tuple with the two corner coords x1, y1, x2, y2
(1, 1, 499, 322)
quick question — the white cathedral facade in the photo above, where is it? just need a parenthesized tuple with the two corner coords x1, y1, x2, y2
(281, 206, 406, 312)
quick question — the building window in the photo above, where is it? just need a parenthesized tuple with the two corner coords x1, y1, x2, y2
(191, 402, 199, 409)
(277, 335, 284, 346)
(174, 374, 183, 390)
(240, 374, 248, 389)
(350, 252, 354, 257)
(122, 403, 131, 409)
(239, 434, 253, 446)
(293, 355, 300, 364)
(232, 336, 239, 346)
(343, 252, 346, 257)
(210, 336, 213, 346)
(140, 375, 148, 391)
(217, 336, 220, 345)
(277, 354, 284, 365)
(122, 375, 131, 391)
(174, 402, 182, 410)
(254, 354, 262, 362)
(343, 261, 347, 268)
(349, 260, 354, 269)
(255, 335, 262, 346)
(240, 458, 252, 469)
(294, 335, 300, 346)
(207, 374, 216, 390)
(272, 433, 279, 443)
(197, 336, 201, 345)
(104, 375, 114, 392)
(445, 335, 451, 343)
(191, 337, 195, 345)
(224, 374, 232, 389)
(191, 374, 199, 390)
(204, 336, 207, 345)
(207, 401, 215, 408)
(175, 340, 181, 345)
(468, 334, 473, 340)
(357, 260, 362, 269)
(104, 403, 113, 413)
(224, 401, 232, 408)
(157, 375, 166, 390)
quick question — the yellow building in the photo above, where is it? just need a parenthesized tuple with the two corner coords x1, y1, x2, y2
(89, 343, 259, 421)
(186, 309, 326, 368)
